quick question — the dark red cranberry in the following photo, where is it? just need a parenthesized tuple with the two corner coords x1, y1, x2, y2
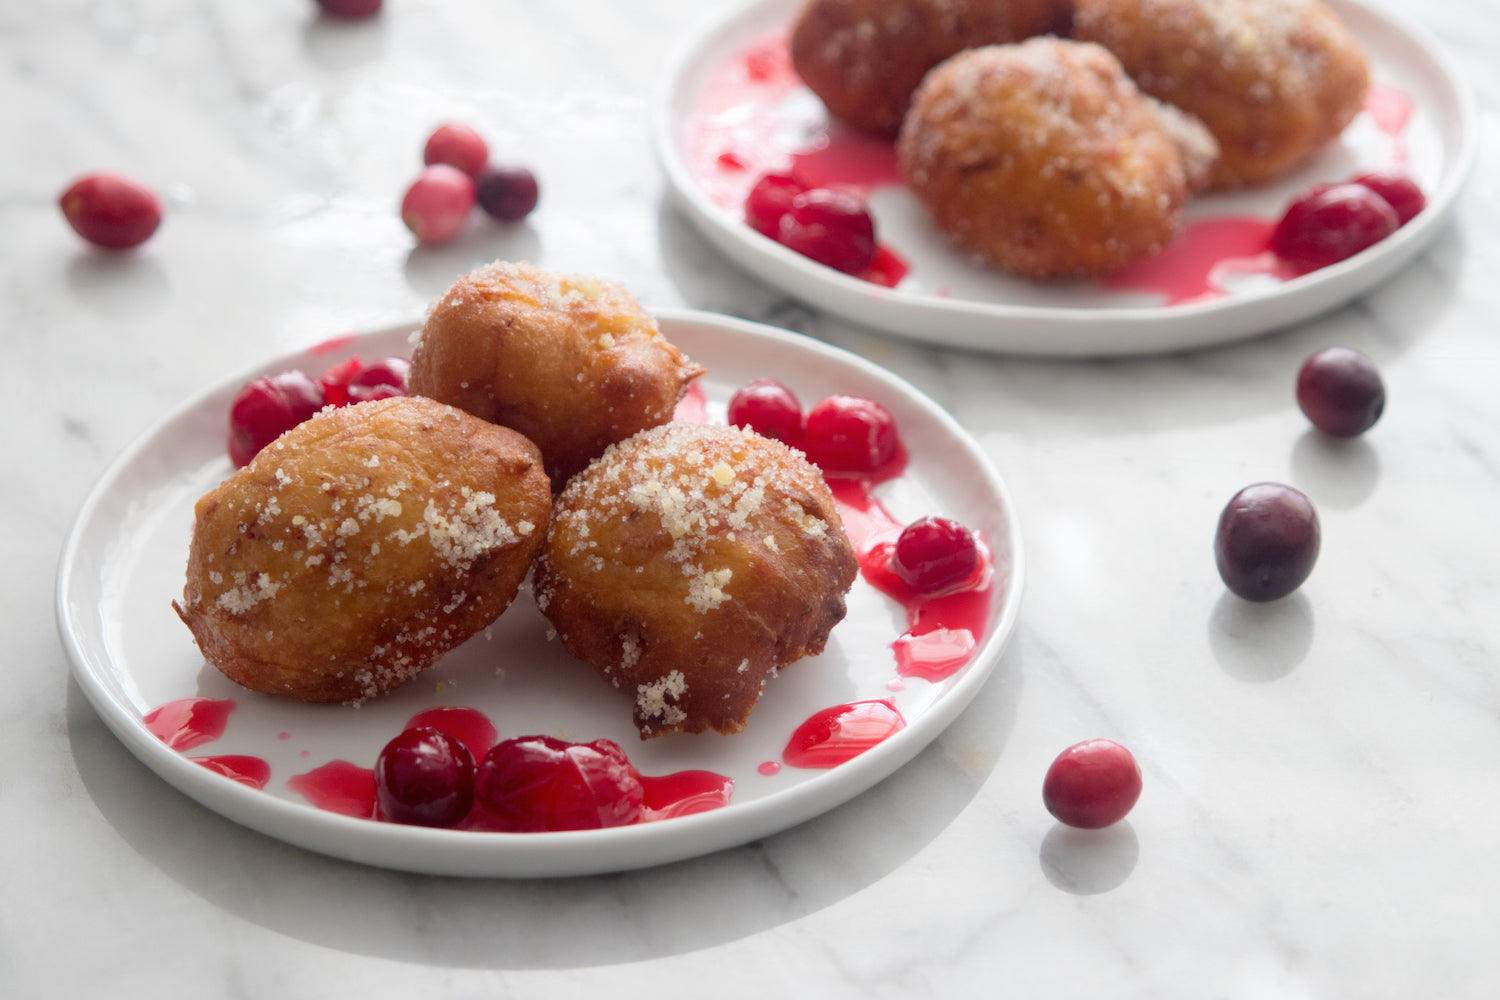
(423, 122, 489, 177)
(474, 735, 644, 832)
(1214, 482, 1320, 602)
(58, 172, 162, 249)
(776, 188, 877, 275)
(801, 394, 900, 477)
(374, 727, 475, 828)
(1353, 170, 1426, 226)
(475, 165, 540, 222)
(315, 0, 382, 17)
(1271, 183, 1399, 273)
(892, 517, 980, 595)
(227, 370, 327, 467)
(400, 164, 476, 245)
(744, 173, 806, 238)
(727, 378, 803, 444)
(1296, 346, 1385, 437)
(1042, 739, 1143, 829)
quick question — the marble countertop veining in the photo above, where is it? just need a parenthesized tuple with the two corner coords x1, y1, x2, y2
(6, 0, 1500, 996)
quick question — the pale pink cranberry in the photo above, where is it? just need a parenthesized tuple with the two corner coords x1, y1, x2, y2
(727, 378, 803, 445)
(1271, 183, 1399, 273)
(473, 735, 644, 832)
(375, 727, 475, 828)
(315, 0, 382, 17)
(1353, 170, 1426, 226)
(401, 165, 476, 245)
(744, 173, 806, 238)
(423, 122, 489, 177)
(801, 394, 900, 477)
(776, 188, 877, 275)
(58, 172, 162, 249)
(475, 165, 540, 222)
(1042, 739, 1143, 829)
(892, 517, 980, 595)
(227, 370, 326, 467)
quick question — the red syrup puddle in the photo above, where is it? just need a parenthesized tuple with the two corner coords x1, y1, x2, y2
(783, 700, 906, 768)
(286, 759, 377, 820)
(1099, 216, 1292, 306)
(143, 697, 237, 752)
(674, 381, 709, 423)
(641, 771, 736, 820)
(190, 755, 271, 789)
(308, 333, 359, 355)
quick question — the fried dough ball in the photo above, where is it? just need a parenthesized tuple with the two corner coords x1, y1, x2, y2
(790, 0, 1075, 137)
(535, 422, 858, 739)
(896, 38, 1220, 279)
(174, 395, 551, 704)
(408, 261, 704, 489)
(1074, 0, 1370, 189)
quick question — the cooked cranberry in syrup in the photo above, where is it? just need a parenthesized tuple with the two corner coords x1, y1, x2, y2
(227, 370, 326, 467)
(892, 516, 980, 596)
(473, 735, 645, 833)
(374, 727, 476, 828)
(776, 188, 877, 275)
(1271, 183, 1399, 273)
(727, 378, 803, 444)
(744, 172, 806, 237)
(801, 394, 902, 478)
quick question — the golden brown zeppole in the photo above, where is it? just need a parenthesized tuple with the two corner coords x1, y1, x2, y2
(534, 422, 858, 739)
(407, 261, 704, 489)
(1073, 0, 1369, 189)
(896, 37, 1219, 279)
(174, 395, 551, 704)
(790, 0, 1075, 137)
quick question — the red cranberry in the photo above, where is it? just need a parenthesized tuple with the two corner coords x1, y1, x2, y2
(1296, 346, 1385, 437)
(1353, 170, 1426, 226)
(776, 188, 877, 275)
(1271, 183, 1399, 273)
(1042, 739, 1143, 829)
(316, 356, 363, 407)
(727, 378, 803, 444)
(346, 356, 411, 403)
(1214, 482, 1320, 602)
(315, 0, 383, 17)
(475, 165, 540, 222)
(423, 122, 489, 177)
(400, 164, 477, 245)
(892, 517, 980, 595)
(375, 727, 475, 828)
(58, 172, 162, 250)
(474, 735, 645, 832)
(744, 173, 806, 238)
(801, 394, 900, 477)
(227, 370, 327, 467)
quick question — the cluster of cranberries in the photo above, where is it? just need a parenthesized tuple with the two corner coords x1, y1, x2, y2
(744, 173, 879, 277)
(226, 354, 409, 467)
(400, 122, 541, 245)
(376, 728, 645, 832)
(1271, 169, 1426, 274)
(726, 377, 902, 478)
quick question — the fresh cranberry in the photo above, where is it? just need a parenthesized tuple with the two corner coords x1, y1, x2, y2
(800, 394, 900, 477)
(375, 727, 476, 827)
(1271, 183, 1399, 273)
(400, 164, 477, 245)
(227, 370, 326, 467)
(892, 517, 980, 595)
(475, 165, 540, 222)
(423, 122, 489, 177)
(1353, 170, 1426, 226)
(58, 172, 162, 249)
(315, 0, 383, 17)
(1042, 739, 1143, 829)
(1214, 482, 1320, 602)
(727, 378, 803, 444)
(1296, 346, 1385, 437)
(776, 188, 877, 275)
(474, 735, 645, 832)
(744, 173, 806, 238)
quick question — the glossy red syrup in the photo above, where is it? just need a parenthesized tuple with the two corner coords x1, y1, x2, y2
(143, 697, 237, 752)
(404, 706, 497, 761)
(286, 759, 378, 819)
(309, 333, 358, 355)
(783, 700, 906, 768)
(1100, 216, 1294, 306)
(191, 755, 271, 789)
(673, 381, 709, 423)
(641, 771, 736, 820)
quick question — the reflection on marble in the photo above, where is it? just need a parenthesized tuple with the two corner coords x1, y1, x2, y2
(8, 0, 1500, 997)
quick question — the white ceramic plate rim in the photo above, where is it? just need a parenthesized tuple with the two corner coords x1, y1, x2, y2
(651, 0, 1478, 357)
(56, 309, 1024, 878)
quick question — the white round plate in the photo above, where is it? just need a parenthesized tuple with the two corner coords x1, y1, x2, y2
(653, 0, 1477, 356)
(56, 310, 1023, 878)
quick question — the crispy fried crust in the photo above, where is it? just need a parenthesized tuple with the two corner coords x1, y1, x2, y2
(407, 261, 704, 489)
(896, 38, 1219, 279)
(790, 0, 1075, 137)
(534, 422, 858, 739)
(1074, 0, 1369, 189)
(173, 395, 551, 704)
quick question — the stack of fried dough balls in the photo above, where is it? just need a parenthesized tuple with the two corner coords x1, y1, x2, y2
(175, 395, 552, 704)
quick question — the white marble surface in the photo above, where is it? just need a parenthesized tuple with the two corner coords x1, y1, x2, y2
(7, 0, 1500, 996)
